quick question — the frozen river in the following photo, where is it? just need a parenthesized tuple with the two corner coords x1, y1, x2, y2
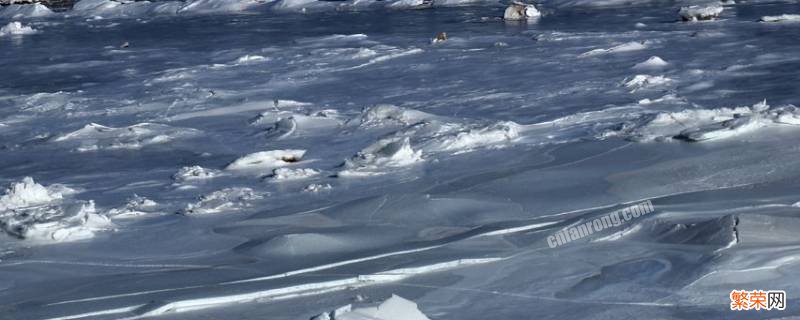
(1, 0, 800, 319)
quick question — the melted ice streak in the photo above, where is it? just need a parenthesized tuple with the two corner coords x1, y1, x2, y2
(53, 123, 201, 152)
(182, 187, 264, 215)
(0, 177, 112, 242)
(601, 101, 800, 142)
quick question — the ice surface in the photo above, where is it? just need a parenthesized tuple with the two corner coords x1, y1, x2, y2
(760, 14, 800, 23)
(4, 2, 800, 320)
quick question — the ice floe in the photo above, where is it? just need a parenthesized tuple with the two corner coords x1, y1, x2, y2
(53, 123, 201, 152)
(172, 166, 222, 182)
(312, 294, 431, 320)
(339, 137, 422, 177)
(304, 183, 332, 193)
(503, 1, 541, 21)
(182, 187, 264, 215)
(579, 41, 649, 57)
(600, 101, 800, 142)
(0, 177, 112, 242)
(0, 21, 37, 36)
(759, 14, 800, 23)
(270, 168, 321, 181)
(226, 149, 306, 171)
(679, 4, 723, 22)
(106, 195, 159, 219)
(622, 74, 672, 91)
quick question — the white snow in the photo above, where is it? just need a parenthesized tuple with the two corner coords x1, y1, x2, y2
(633, 56, 669, 70)
(225, 150, 307, 171)
(760, 14, 800, 23)
(314, 294, 431, 320)
(0, 177, 112, 242)
(679, 4, 724, 21)
(0, 21, 37, 36)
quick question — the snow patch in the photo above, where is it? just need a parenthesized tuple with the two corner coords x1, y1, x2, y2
(313, 294, 431, 320)
(0, 177, 112, 242)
